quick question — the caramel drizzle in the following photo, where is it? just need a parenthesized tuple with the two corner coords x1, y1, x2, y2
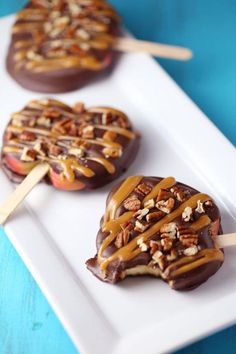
(143, 176, 176, 203)
(87, 157, 115, 174)
(58, 158, 94, 181)
(12, 0, 119, 72)
(163, 248, 224, 279)
(104, 176, 143, 225)
(4, 101, 136, 182)
(99, 192, 212, 270)
(99, 176, 176, 260)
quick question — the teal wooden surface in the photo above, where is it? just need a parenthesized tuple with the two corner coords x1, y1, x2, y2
(0, 1, 236, 354)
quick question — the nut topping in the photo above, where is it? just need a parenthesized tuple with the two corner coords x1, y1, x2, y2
(160, 222, 177, 239)
(124, 195, 141, 211)
(134, 220, 149, 233)
(182, 206, 193, 222)
(146, 211, 164, 222)
(135, 183, 152, 196)
(183, 245, 199, 256)
(20, 147, 37, 161)
(156, 197, 175, 214)
(135, 208, 149, 220)
(161, 237, 173, 251)
(19, 131, 36, 141)
(156, 188, 173, 202)
(82, 125, 94, 139)
(37, 116, 51, 127)
(137, 237, 149, 252)
(144, 198, 155, 209)
(196, 200, 205, 214)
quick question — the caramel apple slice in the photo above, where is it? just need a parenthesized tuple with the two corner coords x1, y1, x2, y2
(86, 176, 225, 290)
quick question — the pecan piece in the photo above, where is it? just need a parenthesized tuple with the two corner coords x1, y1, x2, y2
(152, 251, 166, 270)
(124, 195, 141, 211)
(150, 240, 162, 255)
(20, 147, 37, 161)
(146, 211, 164, 222)
(135, 183, 152, 196)
(44, 110, 61, 119)
(156, 197, 175, 214)
(19, 131, 36, 142)
(170, 186, 189, 202)
(183, 245, 199, 256)
(161, 237, 173, 251)
(182, 206, 193, 222)
(82, 125, 94, 139)
(134, 220, 149, 233)
(179, 233, 198, 247)
(156, 188, 173, 202)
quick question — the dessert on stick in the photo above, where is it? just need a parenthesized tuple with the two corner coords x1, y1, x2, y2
(7, 0, 192, 93)
(0, 98, 140, 223)
(86, 176, 226, 290)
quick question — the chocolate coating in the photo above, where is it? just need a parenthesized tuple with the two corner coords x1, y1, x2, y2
(1, 99, 140, 191)
(6, 0, 120, 93)
(86, 176, 224, 290)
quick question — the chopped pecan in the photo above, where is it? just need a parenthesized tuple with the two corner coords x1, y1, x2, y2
(20, 147, 37, 161)
(37, 116, 51, 127)
(124, 195, 141, 211)
(170, 186, 189, 202)
(182, 206, 193, 222)
(135, 183, 152, 196)
(196, 200, 205, 214)
(19, 131, 36, 142)
(134, 208, 149, 220)
(167, 248, 178, 261)
(146, 211, 164, 222)
(160, 222, 177, 238)
(144, 198, 155, 209)
(115, 227, 130, 249)
(137, 237, 149, 252)
(183, 245, 199, 256)
(134, 220, 149, 233)
(68, 124, 78, 136)
(150, 240, 162, 255)
(160, 237, 173, 251)
(82, 125, 94, 139)
(156, 197, 175, 214)
(179, 233, 198, 247)
(156, 188, 173, 202)
(152, 251, 166, 270)
(103, 131, 117, 141)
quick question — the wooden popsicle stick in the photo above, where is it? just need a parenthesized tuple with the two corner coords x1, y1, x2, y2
(0, 162, 50, 225)
(216, 233, 236, 248)
(114, 37, 193, 61)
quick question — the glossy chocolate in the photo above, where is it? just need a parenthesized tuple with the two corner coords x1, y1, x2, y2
(6, 0, 120, 93)
(1, 99, 140, 190)
(86, 176, 224, 290)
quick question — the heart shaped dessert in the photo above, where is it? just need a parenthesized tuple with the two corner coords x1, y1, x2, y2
(7, 0, 120, 93)
(86, 176, 224, 290)
(1, 99, 140, 190)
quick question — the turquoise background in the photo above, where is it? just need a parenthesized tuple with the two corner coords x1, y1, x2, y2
(0, 1, 236, 353)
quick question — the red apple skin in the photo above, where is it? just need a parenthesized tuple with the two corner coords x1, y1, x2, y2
(49, 168, 85, 191)
(4, 154, 38, 175)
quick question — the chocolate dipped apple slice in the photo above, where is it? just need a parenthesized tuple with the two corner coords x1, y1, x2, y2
(86, 176, 225, 290)
(0, 99, 140, 223)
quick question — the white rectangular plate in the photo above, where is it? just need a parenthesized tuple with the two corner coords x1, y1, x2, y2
(1, 15, 236, 354)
